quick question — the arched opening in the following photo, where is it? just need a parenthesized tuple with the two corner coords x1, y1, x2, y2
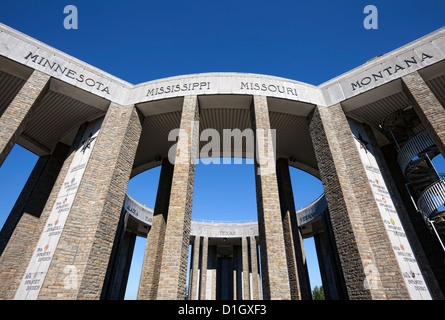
(122, 166, 160, 300)
(189, 157, 258, 300)
(0, 145, 38, 254)
(289, 166, 324, 297)
(121, 157, 324, 300)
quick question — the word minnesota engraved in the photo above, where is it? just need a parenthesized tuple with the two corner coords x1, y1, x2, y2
(24, 51, 110, 94)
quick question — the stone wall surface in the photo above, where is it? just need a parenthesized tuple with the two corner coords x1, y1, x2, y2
(37, 103, 142, 299)
(251, 95, 291, 300)
(308, 104, 410, 300)
(0, 70, 50, 166)
(156, 96, 200, 300)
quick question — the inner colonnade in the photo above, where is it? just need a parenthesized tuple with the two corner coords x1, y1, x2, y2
(0, 23, 445, 300)
(188, 233, 262, 301)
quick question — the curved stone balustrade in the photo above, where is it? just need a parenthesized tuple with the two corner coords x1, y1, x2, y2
(123, 192, 326, 234)
(123, 193, 154, 226)
(123, 193, 259, 237)
(417, 178, 445, 220)
(397, 130, 435, 174)
(296, 193, 327, 227)
(190, 220, 258, 238)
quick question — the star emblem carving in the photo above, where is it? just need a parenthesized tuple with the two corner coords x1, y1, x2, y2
(354, 133, 369, 153)
(81, 133, 96, 154)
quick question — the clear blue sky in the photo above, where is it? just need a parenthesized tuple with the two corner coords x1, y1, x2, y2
(0, 0, 444, 300)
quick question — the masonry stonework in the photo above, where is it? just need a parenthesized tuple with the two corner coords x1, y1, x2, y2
(199, 236, 209, 300)
(137, 158, 174, 300)
(276, 157, 312, 300)
(38, 103, 143, 299)
(249, 236, 260, 300)
(0, 25, 444, 301)
(402, 71, 445, 157)
(251, 95, 291, 300)
(241, 236, 250, 300)
(308, 104, 410, 300)
(156, 96, 200, 300)
(0, 70, 50, 167)
(188, 236, 201, 300)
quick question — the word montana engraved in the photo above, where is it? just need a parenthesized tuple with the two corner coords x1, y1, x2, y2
(350, 52, 434, 91)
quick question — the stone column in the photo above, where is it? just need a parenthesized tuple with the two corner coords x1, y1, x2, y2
(199, 237, 208, 300)
(0, 70, 50, 167)
(137, 158, 174, 300)
(116, 230, 136, 298)
(210, 245, 217, 300)
(402, 71, 445, 157)
(251, 95, 291, 300)
(249, 236, 260, 300)
(318, 210, 349, 300)
(241, 236, 250, 300)
(156, 95, 200, 300)
(314, 231, 343, 300)
(233, 245, 238, 299)
(35, 102, 142, 299)
(101, 210, 137, 300)
(188, 236, 201, 300)
(234, 245, 243, 300)
(308, 104, 410, 300)
(0, 142, 69, 299)
(276, 157, 312, 300)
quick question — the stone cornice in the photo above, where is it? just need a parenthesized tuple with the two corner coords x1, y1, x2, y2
(1, 23, 444, 109)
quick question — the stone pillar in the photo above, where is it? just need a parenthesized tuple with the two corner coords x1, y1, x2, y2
(101, 210, 137, 300)
(156, 95, 199, 300)
(318, 210, 349, 300)
(233, 245, 242, 300)
(199, 237, 209, 300)
(402, 71, 445, 157)
(137, 158, 174, 300)
(9, 102, 143, 300)
(314, 231, 342, 300)
(116, 230, 136, 298)
(233, 245, 238, 299)
(241, 236, 250, 300)
(250, 95, 291, 300)
(45, 103, 141, 299)
(0, 142, 69, 298)
(210, 245, 217, 300)
(0, 70, 50, 167)
(249, 236, 260, 300)
(276, 157, 312, 300)
(188, 236, 201, 300)
(308, 104, 410, 300)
